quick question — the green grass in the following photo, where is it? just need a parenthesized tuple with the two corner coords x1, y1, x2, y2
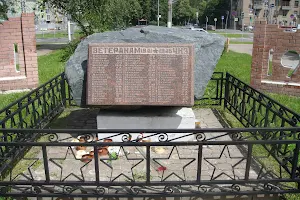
(268, 61, 273, 76)
(212, 33, 249, 38)
(215, 51, 252, 84)
(38, 49, 65, 84)
(36, 31, 81, 39)
(229, 41, 253, 44)
(0, 92, 27, 111)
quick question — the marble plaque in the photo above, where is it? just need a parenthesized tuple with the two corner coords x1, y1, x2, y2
(87, 43, 194, 106)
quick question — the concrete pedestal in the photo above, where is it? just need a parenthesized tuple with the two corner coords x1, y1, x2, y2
(97, 107, 195, 142)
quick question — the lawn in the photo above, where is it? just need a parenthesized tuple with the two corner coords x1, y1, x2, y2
(36, 31, 82, 39)
(229, 41, 253, 44)
(209, 32, 250, 38)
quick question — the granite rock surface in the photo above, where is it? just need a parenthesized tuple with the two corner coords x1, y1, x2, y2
(65, 26, 225, 106)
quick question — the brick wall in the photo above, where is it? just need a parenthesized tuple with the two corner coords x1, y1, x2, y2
(250, 21, 300, 96)
(0, 13, 38, 91)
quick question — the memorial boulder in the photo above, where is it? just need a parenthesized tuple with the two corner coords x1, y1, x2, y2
(65, 26, 225, 106)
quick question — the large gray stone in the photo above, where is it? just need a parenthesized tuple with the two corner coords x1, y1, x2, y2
(65, 26, 225, 106)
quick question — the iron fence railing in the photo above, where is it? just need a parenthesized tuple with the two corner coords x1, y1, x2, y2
(224, 73, 300, 128)
(0, 128, 299, 197)
(194, 72, 224, 106)
(0, 72, 71, 179)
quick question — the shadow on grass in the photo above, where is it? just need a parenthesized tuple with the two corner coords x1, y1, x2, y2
(36, 43, 68, 51)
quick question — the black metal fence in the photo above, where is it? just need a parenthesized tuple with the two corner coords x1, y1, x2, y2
(224, 73, 300, 128)
(194, 72, 224, 106)
(0, 128, 299, 198)
(0, 73, 71, 179)
(0, 72, 300, 198)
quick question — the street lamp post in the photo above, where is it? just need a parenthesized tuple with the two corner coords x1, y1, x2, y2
(157, 0, 160, 26)
(167, 0, 172, 28)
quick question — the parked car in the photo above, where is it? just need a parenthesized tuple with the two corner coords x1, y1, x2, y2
(284, 28, 297, 32)
(190, 27, 208, 33)
(241, 25, 254, 32)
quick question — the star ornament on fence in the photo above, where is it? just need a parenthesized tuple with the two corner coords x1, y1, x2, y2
(12, 158, 40, 181)
(153, 146, 195, 181)
(204, 145, 246, 180)
(100, 147, 144, 182)
(49, 147, 91, 181)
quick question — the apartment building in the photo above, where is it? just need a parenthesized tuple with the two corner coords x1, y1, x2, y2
(6, 0, 67, 29)
(234, 0, 300, 27)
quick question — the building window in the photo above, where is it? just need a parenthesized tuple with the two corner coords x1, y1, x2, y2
(295, 1, 299, 7)
(282, 1, 290, 6)
(46, 14, 50, 21)
(283, 10, 289, 16)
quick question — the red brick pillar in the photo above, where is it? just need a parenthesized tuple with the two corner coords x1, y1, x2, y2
(0, 13, 38, 91)
(250, 21, 267, 88)
(21, 13, 39, 88)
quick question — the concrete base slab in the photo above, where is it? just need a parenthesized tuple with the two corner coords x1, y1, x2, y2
(97, 107, 195, 142)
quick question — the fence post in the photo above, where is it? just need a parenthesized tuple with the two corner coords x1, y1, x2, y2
(224, 73, 230, 110)
(60, 73, 67, 107)
(219, 72, 224, 106)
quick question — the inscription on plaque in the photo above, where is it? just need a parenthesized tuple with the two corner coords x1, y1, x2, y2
(87, 43, 194, 106)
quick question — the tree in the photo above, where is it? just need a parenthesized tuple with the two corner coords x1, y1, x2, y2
(190, 0, 230, 26)
(0, 0, 14, 20)
(149, 0, 168, 25)
(139, 0, 151, 20)
(43, 0, 142, 35)
(173, 0, 194, 25)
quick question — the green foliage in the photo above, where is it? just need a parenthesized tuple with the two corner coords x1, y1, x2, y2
(150, 0, 168, 24)
(139, 0, 151, 20)
(42, 0, 230, 32)
(60, 39, 81, 63)
(173, 0, 194, 25)
(43, 0, 142, 35)
(0, 0, 11, 20)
